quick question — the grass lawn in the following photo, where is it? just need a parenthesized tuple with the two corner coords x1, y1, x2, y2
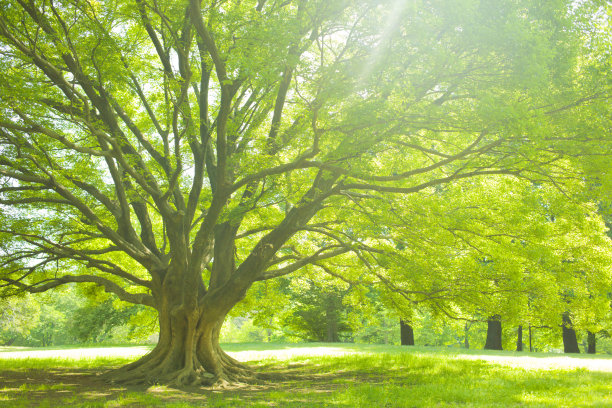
(0, 343, 610, 407)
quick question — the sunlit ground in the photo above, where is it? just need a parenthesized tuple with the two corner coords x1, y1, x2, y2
(0, 346, 151, 360)
(0, 344, 610, 407)
(230, 343, 612, 372)
(1, 343, 610, 372)
(457, 353, 612, 372)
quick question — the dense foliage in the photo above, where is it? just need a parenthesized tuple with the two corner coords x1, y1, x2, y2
(0, 286, 149, 346)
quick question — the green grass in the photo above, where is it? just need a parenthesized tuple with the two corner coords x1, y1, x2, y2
(267, 353, 611, 407)
(0, 355, 135, 370)
(0, 343, 610, 407)
(220, 341, 612, 359)
(0, 343, 153, 352)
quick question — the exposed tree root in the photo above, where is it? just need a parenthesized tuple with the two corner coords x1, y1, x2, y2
(102, 303, 261, 388)
(102, 349, 257, 388)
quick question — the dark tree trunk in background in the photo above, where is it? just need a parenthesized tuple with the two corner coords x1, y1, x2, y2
(3, 337, 17, 346)
(325, 299, 339, 342)
(464, 322, 470, 349)
(562, 312, 580, 354)
(529, 325, 533, 352)
(400, 320, 415, 346)
(587, 331, 596, 354)
(484, 315, 503, 350)
(516, 325, 523, 351)
(325, 318, 339, 342)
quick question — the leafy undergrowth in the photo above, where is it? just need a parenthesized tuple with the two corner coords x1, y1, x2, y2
(0, 344, 610, 407)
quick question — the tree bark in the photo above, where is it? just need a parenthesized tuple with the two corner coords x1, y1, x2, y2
(104, 268, 251, 387)
(464, 322, 470, 349)
(106, 305, 250, 386)
(528, 325, 533, 352)
(516, 325, 523, 352)
(325, 299, 339, 343)
(562, 312, 580, 354)
(484, 315, 503, 350)
(400, 320, 415, 346)
(587, 331, 596, 354)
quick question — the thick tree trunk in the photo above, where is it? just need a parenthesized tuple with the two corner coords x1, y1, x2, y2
(484, 315, 503, 350)
(516, 325, 523, 352)
(529, 325, 533, 352)
(562, 312, 580, 354)
(105, 267, 251, 387)
(587, 331, 596, 354)
(400, 320, 415, 346)
(105, 305, 250, 386)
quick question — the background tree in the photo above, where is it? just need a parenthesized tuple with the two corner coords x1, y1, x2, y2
(0, 294, 40, 346)
(69, 297, 143, 343)
(281, 276, 353, 342)
(400, 320, 415, 346)
(1, 0, 611, 386)
(367, 175, 612, 349)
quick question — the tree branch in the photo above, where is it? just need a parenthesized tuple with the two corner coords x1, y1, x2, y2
(255, 247, 349, 281)
(2, 275, 155, 308)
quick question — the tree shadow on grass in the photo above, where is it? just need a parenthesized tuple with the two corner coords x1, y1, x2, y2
(0, 357, 610, 407)
(0, 368, 126, 407)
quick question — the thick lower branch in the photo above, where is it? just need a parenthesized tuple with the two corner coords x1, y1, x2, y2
(4, 275, 155, 307)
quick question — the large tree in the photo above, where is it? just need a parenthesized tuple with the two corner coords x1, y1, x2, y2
(0, 0, 610, 385)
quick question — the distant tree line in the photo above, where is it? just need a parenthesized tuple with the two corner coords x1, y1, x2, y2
(1, 281, 610, 355)
(0, 286, 152, 347)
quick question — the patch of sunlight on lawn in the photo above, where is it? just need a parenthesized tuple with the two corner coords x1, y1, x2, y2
(2, 343, 611, 373)
(457, 353, 612, 372)
(0, 347, 151, 360)
(229, 346, 361, 362)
